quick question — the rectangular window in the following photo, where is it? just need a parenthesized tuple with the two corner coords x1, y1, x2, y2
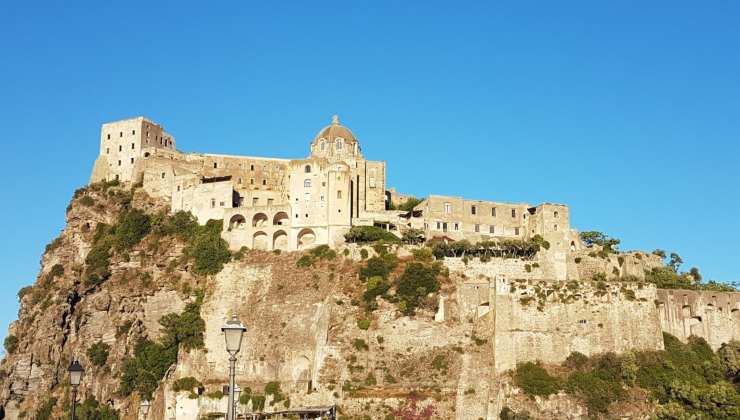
(514, 227, 520, 235)
(250, 178, 254, 185)
(177, 185, 181, 192)
(106, 148, 109, 154)
(119, 131, 123, 137)
(131, 143, 135, 150)
(304, 179, 312, 187)
(454, 223, 459, 231)
(118, 160, 121, 166)
(492, 207, 497, 217)
(444, 203, 452, 214)
(511, 209, 516, 218)
(475, 224, 480, 232)
(161, 172, 165, 179)
(130, 158, 134, 164)
(320, 195, 324, 201)
(554, 211, 559, 218)
(489, 225, 495, 234)
(554, 224, 558, 231)
(119, 145, 122, 152)
(262, 179, 266, 186)
(268, 199, 274, 206)
(107, 134, 110, 140)
(211, 199, 215, 208)
(436, 221, 441, 230)
(132, 130, 136, 135)
(337, 190, 343, 199)
(252, 197, 258, 206)
(250, 164, 254, 171)
(213, 162, 218, 169)
(238, 178, 242, 184)
(471, 205, 477, 215)
(369, 177, 376, 188)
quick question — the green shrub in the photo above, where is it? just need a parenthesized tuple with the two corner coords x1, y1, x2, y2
(365, 373, 377, 386)
(357, 319, 371, 330)
(17, 286, 33, 300)
(310, 245, 336, 260)
(86, 341, 110, 367)
(116, 320, 133, 338)
(115, 209, 151, 250)
(395, 262, 441, 315)
(206, 390, 224, 399)
(564, 351, 589, 370)
(119, 339, 178, 399)
(264, 381, 285, 404)
(4, 335, 18, 354)
(359, 248, 369, 259)
(353, 338, 369, 351)
(159, 299, 206, 351)
(402, 228, 425, 245)
(79, 195, 95, 207)
(359, 254, 398, 280)
(186, 220, 231, 275)
(513, 362, 561, 397)
(565, 370, 624, 414)
(46, 264, 65, 282)
(173, 377, 203, 394)
(296, 255, 313, 267)
(344, 226, 400, 244)
(432, 355, 447, 371)
(35, 397, 57, 420)
(64, 396, 119, 420)
(500, 407, 531, 420)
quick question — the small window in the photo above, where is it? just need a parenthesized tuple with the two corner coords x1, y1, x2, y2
(210, 199, 215, 208)
(305, 165, 311, 173)
(335, 138, 343, 150)
(514, 227, 520, 235)
(161, 172, 165, 179)
(131, 143, 135, 150)
(250, 178, 254, 185)
(262, 179, 266, 186)
(119, 145, 122, 152)
(118, 160, 121, 166)
(320, 195, 324, 201)
(252, 197, 258, 206)
(177, 185, 181, 192)
(238, 178, 242, 184)
(250, 164, 254, 171)
(554, 211, 559, 218)
(219, 201, 225, 207)
(119, 131, 123, 137)
(337, 190, 342, 199)
(369, 177, 376, 188)
(130, 158, 134, 164)
(492, 207, 497, 217)
(511, 209, 516, 218)
(106, 148, 110, 154)
(454, 223, 459, 231)
(554, 224, 558, 231)
(106, 133, 110, 140)
(471, 205, 477, 215)
(305, 213, 309, 218)
(132, 130, 136, 135)
(304, 179, 312, 188)
(475, 224, 480, 232)
(444, 203, 452, 214)
(320, 139, 325, 151)
(436, 221, 441, 229)
(214, 162, 218, 169)
(267, 199, 274, 206)
(489, 226, 495, 234)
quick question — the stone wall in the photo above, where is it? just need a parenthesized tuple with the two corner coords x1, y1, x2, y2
(491, 278, 665, 372)
(656, 289, 740, 350)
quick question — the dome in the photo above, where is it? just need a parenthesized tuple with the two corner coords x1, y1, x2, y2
(314, 115, 357, 144)
(310, 115, 362, 160)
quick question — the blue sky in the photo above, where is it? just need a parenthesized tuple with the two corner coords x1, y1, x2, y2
(1, 1, 739, 344)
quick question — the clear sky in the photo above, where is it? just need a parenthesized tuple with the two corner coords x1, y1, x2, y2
(1, 1, 739, 345)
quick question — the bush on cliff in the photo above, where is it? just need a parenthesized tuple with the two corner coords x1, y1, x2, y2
(114, 209, 151, 250)
(185, 219, 231, 275)
(395, 262, 441, 315)
(34, 397, 57, 420)
(159, 299, 206, 351)
(4, 334, 18, 354)
(359, 253, 398, 281)
(344, 226, 400, 244)
(64, 396, 119, 420)
(513, 362, 561, 397)
(86, 341, 110, 367)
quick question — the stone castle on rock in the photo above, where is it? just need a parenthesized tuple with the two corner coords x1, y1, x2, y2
(90, 115, 578, 256)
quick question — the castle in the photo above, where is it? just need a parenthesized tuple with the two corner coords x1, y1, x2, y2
(90, 115, 579, 254)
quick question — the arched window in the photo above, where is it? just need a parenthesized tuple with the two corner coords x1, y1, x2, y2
(304, 179, 312, 188)
(335, 138, 343, 150)
(319, 139, 326, 151)
(304, 165, 311, 173)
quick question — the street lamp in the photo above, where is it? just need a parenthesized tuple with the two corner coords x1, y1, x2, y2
(233, 385, 241, 418)
(222, 315, 246, 420)
(68, 359, 84, 420)
(140, 400, 151, 419)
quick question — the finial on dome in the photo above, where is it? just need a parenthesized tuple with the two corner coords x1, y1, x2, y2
(331, 115, 340, 126)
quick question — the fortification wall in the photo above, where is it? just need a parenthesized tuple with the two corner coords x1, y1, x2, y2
(568, 251, 663, 282)
(656, 289, 740, 350)
(492, 278, 664, 372)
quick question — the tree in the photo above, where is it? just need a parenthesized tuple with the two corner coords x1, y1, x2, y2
(653, 249, 667, 259)
(402, 228, 425, 245)
(689, 267, 702, 282)
(668, 252, 683, 272)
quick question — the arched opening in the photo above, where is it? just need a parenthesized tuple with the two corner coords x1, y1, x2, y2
(273, 230, 288, 251)
(297, 228, 316, 249)
(304, 164, 311, 173)
(273, 212, 289, 226)
(229, 214, 247, 230)
(570, 241, 576, 251)
(252, 213, 268, 227)
(253, 231, 268, 250)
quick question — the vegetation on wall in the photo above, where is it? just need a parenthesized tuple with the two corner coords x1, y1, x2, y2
(119, 294, 205, 399)
(512, 334, 740, 417)
(344, 226, 401, 244)
(63, 396, 119, 420)
(579, 231, 620, 253)
(86, 341, 111, 367)
(644, 251, 736, 291)
(4, 334, 18, 354)
(430, 236, 548, 260)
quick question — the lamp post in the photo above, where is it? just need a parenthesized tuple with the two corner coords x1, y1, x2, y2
(233, 385, 241, 418)
(68, 360, 84, 420)
(140, 400, 151, 419)
(222, 314, 246, 420)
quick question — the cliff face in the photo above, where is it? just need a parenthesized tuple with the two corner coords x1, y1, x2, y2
(2, 184, 738, 420)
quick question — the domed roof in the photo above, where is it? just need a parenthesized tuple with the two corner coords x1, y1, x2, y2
(314, 115, 357, 143)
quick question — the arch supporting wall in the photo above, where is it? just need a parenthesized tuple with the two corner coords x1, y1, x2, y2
(252, 213, 268, 228)
(229, 214, 247, 230)
(253, 231, 269, 250)
(273, 212, 289, 227)
(297, 228, 317, 250)
(273, 230, 288, 251)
